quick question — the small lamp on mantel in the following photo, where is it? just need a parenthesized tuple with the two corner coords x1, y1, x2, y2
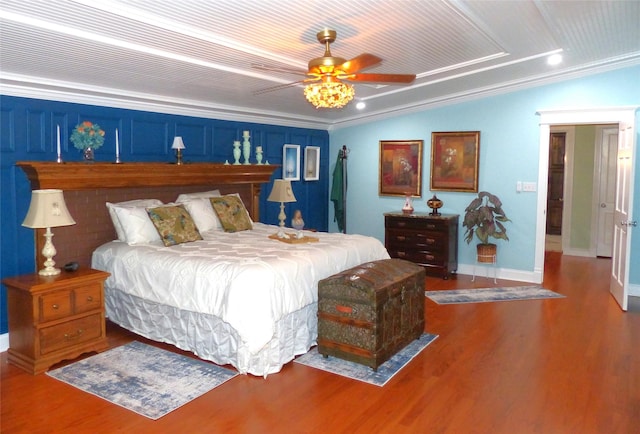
(22, 189, 76, 276)
(171, 136, 185, 165)
(267, 179, 297, 238)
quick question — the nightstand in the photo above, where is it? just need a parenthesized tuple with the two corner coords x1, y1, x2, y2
(3, 268, 110, 374)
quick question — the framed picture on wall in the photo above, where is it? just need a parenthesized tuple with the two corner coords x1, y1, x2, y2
(283, 144, 300, 181)
(430, 131, 480, 192)
(304, 146, 320, 181)
(379, 140, 424, 197)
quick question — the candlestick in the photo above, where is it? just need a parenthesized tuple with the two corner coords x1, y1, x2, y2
(56, 124, 62, 163)
(115, 128, 121, 163)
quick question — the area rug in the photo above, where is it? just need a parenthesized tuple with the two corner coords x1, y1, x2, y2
(294, 333, 438, 387)
(425, 285, 565, 304)
(47, 341, 238, 419)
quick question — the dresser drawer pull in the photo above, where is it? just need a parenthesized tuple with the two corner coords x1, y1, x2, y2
(426, 224, 436, 230)
(52, 304, 59, 310)
(425, 255, 435, 261)
(86, 296, 93, 302)
(396, 236, 406, 241)
(396, 251, 407, 257)
(64, 329, 84, 340)
(335, 305, 355, 314)
(426, 238, 436, 244)
(396, 221, 407, 227)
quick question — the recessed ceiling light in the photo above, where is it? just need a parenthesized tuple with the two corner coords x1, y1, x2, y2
(547, 54, 562, 65)
(355, 102, 366, 110)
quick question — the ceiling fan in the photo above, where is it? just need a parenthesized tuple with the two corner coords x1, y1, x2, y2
(253, 29, 416, 108)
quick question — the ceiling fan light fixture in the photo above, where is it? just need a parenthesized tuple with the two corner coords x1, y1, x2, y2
(304, 81, 355, 109)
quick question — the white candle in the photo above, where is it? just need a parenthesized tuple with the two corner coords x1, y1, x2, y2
(115, 128, 120, 158)
(56, 125, 61, 157)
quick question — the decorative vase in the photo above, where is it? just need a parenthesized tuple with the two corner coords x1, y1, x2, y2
(232, 141, 241, 165)
(427, 194, 443, 216)
(242, 134, 251, 165)
(255, 146, 263, 165)
(402, 195, 414, 214)
(83, 147, 95, 162)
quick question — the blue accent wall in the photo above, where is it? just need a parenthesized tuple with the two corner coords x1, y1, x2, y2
(329, 65, 640, 284)
(0, 96, 329, 334)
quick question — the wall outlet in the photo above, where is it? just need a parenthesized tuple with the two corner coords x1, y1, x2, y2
(523, 181, 537, 192)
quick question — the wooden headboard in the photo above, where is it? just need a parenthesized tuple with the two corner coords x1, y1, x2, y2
(17, 162, 278, 269)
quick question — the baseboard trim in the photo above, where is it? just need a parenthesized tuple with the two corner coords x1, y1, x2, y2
(457, 264, 542, 284)
(629, 283, 640, 297)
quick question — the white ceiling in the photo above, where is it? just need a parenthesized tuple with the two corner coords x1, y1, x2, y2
(1, 0, 639, 129)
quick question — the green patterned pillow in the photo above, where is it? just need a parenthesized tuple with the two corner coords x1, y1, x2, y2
(209, 195, 253, 232)
(146, 205, 202, 246)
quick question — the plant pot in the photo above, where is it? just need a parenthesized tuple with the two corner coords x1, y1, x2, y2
(477, 243, 497, 263)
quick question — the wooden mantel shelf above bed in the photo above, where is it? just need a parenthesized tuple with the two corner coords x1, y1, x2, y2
(17, 161, 278, 190)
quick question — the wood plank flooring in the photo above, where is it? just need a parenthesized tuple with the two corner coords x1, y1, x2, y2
(2, 252, 639, 433)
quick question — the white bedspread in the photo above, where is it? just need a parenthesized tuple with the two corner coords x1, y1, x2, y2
(92, 223, 390, 357)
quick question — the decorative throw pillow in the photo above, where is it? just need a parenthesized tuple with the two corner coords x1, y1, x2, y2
(209, 195, 253, 232)
(147, 205, 202, 246)
(106, 199, 164, 241)
(175, 197, 222, 232)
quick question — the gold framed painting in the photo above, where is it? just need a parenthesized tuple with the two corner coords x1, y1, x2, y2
(379, 140, 423, 197)
(430, 131, 480, 192)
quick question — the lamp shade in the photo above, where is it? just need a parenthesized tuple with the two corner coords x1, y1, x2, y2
(171, 136, 185, 150)
(267, 179, 296, 203)
(22, 189, 75, 229)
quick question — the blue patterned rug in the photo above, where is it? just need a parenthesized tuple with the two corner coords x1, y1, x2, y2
(294, 333, 438, 387)
(425, 285, 565, 304)
(47, 341, 238, 419)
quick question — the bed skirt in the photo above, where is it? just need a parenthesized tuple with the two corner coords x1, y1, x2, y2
(105, 288, 318, 377)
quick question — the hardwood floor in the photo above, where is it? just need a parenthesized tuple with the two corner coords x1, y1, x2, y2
(2, 252, 639, 433)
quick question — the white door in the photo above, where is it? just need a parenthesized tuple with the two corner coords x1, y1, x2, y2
(596, 128, 618, 257)
(610, 122, 635, 311)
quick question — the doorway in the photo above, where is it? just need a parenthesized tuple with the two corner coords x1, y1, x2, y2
(537, 107, 636, 311)
(545, 131, 565, 252)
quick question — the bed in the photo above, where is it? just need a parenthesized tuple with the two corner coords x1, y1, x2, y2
(17, 162, 390, 376)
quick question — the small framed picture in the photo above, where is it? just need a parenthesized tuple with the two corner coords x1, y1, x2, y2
(283, 144, 300, 181)
(304, 146, 320, 181)
(379, 140, 424, 197)
(430, 131, 480, 192)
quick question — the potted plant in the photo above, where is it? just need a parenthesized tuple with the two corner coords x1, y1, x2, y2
(462, 191, 510, 262)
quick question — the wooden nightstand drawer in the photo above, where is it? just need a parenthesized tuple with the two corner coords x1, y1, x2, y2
(39, 314, 103, 355)
(40, 291, 72, 321)
(75, 285, 102, 313)
(3, 268, 110, 374)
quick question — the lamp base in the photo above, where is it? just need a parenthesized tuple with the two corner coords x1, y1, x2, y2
(39, 267, 61, 276)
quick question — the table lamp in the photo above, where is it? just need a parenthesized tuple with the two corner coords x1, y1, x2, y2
(22, 189, 76, 276)
(267, 179, 296, 238)
(172, 136, 185, 165)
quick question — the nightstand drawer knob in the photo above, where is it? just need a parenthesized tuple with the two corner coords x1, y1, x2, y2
(52, 304, 59, 310)
(86, 296, 93, 302)
(64, 329, 84, 340)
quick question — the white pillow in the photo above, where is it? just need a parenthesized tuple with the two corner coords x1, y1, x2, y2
(106, 199, 163, 241)
(111, 203, 183, 245)
(177, 197, 222, 232)
(175, 190, 221, 202)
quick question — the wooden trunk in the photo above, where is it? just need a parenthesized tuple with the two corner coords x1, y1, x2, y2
(317, 258, 425, 370)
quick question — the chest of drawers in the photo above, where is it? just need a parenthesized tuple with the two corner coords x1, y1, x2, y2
(3, 268, 110, 374)
(384, 212, 459, 279)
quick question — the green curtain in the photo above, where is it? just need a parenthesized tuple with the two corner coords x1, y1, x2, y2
(331, 152, 346, 232)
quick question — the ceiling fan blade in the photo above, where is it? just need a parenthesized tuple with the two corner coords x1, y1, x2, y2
(251, 63, 307, 76)
(344, 73, 416, 84)
(338, 53, 382, 74)
(253, 78, 318, 95)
